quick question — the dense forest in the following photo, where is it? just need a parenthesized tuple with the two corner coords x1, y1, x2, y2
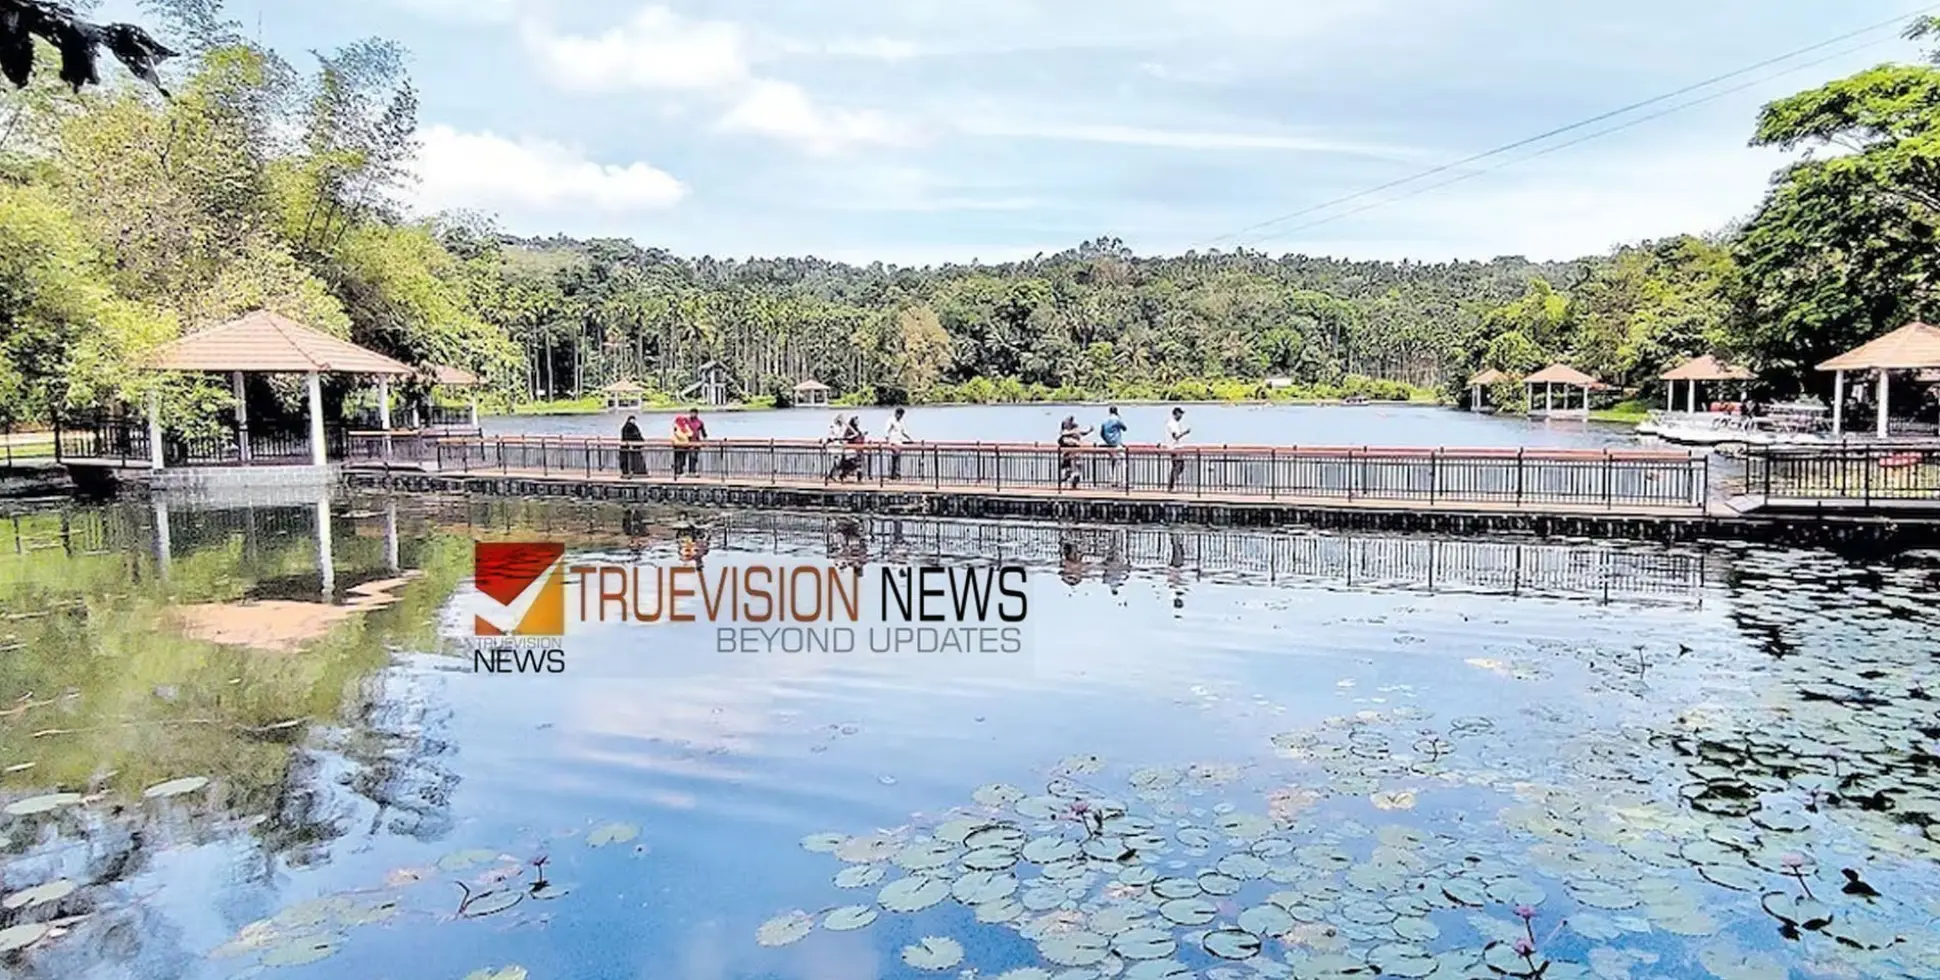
(5, 2, 1940, 430)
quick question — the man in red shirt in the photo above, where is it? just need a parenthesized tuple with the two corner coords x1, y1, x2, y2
(672, 408, 707, 477)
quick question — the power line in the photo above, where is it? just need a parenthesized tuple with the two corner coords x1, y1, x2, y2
(1197, 4, 1940, 249)
(1245, 34, 1901, 247)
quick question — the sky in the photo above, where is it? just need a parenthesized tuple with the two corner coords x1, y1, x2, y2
(97, 0, 1939, 265)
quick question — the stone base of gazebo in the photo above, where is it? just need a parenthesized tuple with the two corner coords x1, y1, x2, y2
(147, 463, 336, 494)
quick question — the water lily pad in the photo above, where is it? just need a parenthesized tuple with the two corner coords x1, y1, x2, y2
(1083, 836, 1134, 862)
(1759, 892, 1831, 930)
(996, 969, 1056, 980)
(756, 911, 814, 947)
(1025, 836, 1082, 863)
(975, 783, 1027, 807)
(1152, 877, 1201, 900)
(894, 840, 959, 871)
(1216, 813, 1276, 839)
(823, 905, 877, 931)
(1287, 952, 1370, 980)
(962, 847, 1018, 871)
(3, 793, 81, 816)
(801, 832, 846, 852)
(976, 896, 1026, 923)
(459, 889, 522, 917)
(880, 875, 951, 912)
(0, 923, 48, 953)
(1568, 880, 1638, 910)
(142, 776, 210, 799)
(586, 822, 639, 847)
(1297, 846, 1352, 871)
(1042, 931, 1112, 967)
(1238, 904, 1294, 938)
(1368, 943, 1437, 978)
(1197, 872, 1242, 896)
(1370, 791, 1417, 811)
(1392, 916, 1439, 942)
(1695, 864, 1763, 893)
(262, 936, 337, 967)
(966, 824, 1027, 850)
(1159, 897, 1217, 926)
(834, 864, 886, 888)
(836, 833, 899, 863)
(1217, 853, 1269, 880)
(1825, 917, 1898, 950)
(1018, 796, 1067, 819)
(1204, 929, 1262, 961)
(1114, 926, 1177, 960)
(902, 936, 965, 970)
(1695, 943, 1785, 980)
(953, 870, 1018, 905)
(1123, 959, 1194, 980)
(1485, 878, 1543, 907)
(1568, 913, 1622, 941)
(461, 967, 528, 980)
(1178, 826, 1218, 849)
(2, 879, 75, 910)
(1440, 878, 1488, 907)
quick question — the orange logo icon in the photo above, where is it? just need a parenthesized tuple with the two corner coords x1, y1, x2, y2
(473, 542, 566, 636)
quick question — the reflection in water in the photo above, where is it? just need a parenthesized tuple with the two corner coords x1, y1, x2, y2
(0, 493, 1935, 980)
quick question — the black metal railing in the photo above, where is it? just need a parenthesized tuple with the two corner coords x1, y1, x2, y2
(344, 404, 476, 430)
(54, 418, 347, 467)
(345, 435, 1709, 511)
(1743, 442, 1940, 505)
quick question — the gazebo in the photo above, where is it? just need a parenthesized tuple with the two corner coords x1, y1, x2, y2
(1467, 368, 1508, 413)
(600, 379, 647, 410)
(1817, 321, 1940, 437)
(1523, 364, 1602, 419)
(145, 310, 413, 469)
(1659, 355, 1752, 413)
(686, 361, 732, 407)
(793, 379, 831, 407)
(422, 364, 483, 428)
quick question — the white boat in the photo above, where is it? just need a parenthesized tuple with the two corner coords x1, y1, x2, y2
(1636, 408, 1829, 447)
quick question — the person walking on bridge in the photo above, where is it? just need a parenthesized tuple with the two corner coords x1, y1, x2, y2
(1098, 406, 1127, 486)
(619, 415, 646, 477)
(1165, 406, 1192, 493)
(885, 407, 912, 480)
(672, 407, 707, 477)
(1058, 416, 1092, 489)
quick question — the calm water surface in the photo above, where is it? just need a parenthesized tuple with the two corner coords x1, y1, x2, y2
(485, 404, 1638, 450)
(0, 493, 1935, 980)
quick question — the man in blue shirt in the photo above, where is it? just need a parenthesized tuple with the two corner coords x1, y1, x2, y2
(1098, 406, 1127, 486)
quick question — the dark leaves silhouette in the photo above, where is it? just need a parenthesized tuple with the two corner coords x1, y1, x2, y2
(0, 0, 177, 96)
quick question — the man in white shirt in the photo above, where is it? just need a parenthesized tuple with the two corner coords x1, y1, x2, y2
(884, 407, 912, 479)
(1165, 406, 1191, 492)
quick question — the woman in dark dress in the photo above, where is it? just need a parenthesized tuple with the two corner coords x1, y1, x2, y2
(619, 415, 646, 476)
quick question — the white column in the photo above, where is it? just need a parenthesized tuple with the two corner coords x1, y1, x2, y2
(1686, 380, 1696, 414)
(1665, 384, 1673, 411)
(152, 495, 171, 582)
(383, 498, 399, 573)
(1544, 383, 1553, 414)
(232, 371, 250, 462)
(469, 394, 480, 427)
(1878, 370, 1891, 438)
(315, 495, 334, 597)
(1833, 370, 1846, 436)
(1471, 384, 1480, 412)
(307, 371, 326, 467)
(146, 390, 164, 471)
(377, 376, 393, 459)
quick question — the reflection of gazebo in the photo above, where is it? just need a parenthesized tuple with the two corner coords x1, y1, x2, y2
(793, 379, 831, 407)
(600, 379, 647, 410)
(1817, 322, 1940, 437)
(145, 311, 413, 469)
(1523, 364, 1602, 419)
(1659, 355, 1751, 413)
(422, 364, 482, 428)
(1467, 368, 1508, 413)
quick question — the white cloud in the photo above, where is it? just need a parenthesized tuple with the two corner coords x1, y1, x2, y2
(716, 80, 904, 154)
(519, 5, 900, 153)
(522, 6, 749, 92)
(412, 125, 688, 215)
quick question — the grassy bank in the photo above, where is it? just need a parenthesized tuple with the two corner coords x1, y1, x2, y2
(1588, 399, 1651, 425)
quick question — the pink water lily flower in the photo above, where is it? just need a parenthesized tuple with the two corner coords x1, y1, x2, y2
(1513, 938, 1536, 957)
(1514, 905, 1536, 921)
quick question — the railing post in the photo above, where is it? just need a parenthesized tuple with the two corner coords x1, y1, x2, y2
(994, 445, 1002, 491)
(1515, 448, 1525, 505)
(1864, 449, 1873, 507)
(1602, 450, 1613, 511)
(498, 437, 506, 473)
(1429, 450, 1438, 504)
(933, 445, 940, 490)
(770, 439, 778, 486)
(1697, 453, 1708, 508)
(1763, 449, 1772, 499)
(1270, 448, 1278, 500)
(586, 441, 593, 479)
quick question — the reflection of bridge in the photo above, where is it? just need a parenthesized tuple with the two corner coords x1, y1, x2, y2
(445, 499, 1715, 607)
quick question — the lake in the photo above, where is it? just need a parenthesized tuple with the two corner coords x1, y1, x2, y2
(485, 403, 1639, 450)
(1, 492, 1936, 980)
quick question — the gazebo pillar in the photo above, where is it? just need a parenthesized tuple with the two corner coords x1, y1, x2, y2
(1544, 383, 1554, 414)
(307, 371, 327, 467)
(1833, 370, 1846, 436)
(469, 393, 480, 427)
(377, 376, 393, 459)
(1665, 384, 1673, 411)
(1878, 370, 1891, 438)
(232, 371, 250, 462)
(1686, 381, 1697, 414)
(1471, 383, 1481, 412)
(146, 390, 165, 471)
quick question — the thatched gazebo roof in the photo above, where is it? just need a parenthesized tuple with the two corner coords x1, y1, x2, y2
(1660, 354, 1752, 382)
(1523, 363, 1601, 387)
(148, 311, 413, 376)
(1817, 322, 1940, 372)
(1468, 368, 1509, 386)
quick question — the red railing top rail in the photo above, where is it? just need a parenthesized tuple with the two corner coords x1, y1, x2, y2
(342, 431, 1698, 462)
